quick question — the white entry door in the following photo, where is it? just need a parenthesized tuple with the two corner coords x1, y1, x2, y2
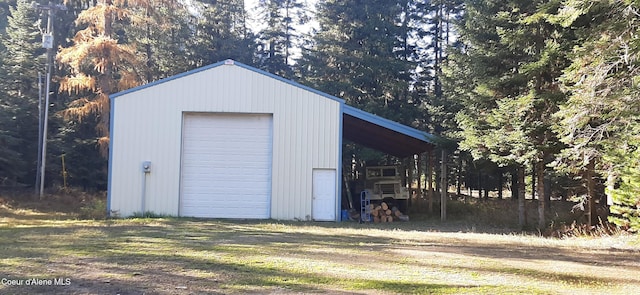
(312, 169, 337, 221)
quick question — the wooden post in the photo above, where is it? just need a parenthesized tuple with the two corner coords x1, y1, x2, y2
(441, 149, 447, 221)
(416, 153, 423, 211)
(407, 156, 414, 210)
(428, 149, 434, 214)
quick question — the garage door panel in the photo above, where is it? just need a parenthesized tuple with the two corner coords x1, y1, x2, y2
(181, 183, 270, 194)
(181, 197, 270, 207)
(181, 167, 271, 178)
(185, 145, 270, 153)
(180, 113, 273, 219)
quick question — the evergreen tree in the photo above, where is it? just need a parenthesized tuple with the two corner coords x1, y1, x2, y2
(0, 0, 10, 32)
(255, 0, 307, 78)
(187, 0, 255, 67)
(124, 0, 193, 82)
(453, 0, 569, 228)
(605, 128, 640, 232)
(0, 51, 25, 185)
(420, 0, 464, 136)
(0, 0, 44, 185)
(553, 0, 640, 228)
(301, 0, 418, 125)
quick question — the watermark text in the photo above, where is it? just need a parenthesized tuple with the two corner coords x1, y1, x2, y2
(1, 277, 71, 286)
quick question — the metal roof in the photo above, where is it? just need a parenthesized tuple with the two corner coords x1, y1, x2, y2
(110, 59, 344, 103)
(110, 59, 437, 157)
(342, 105, 436, 157)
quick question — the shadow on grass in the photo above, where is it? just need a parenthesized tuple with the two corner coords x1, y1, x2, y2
(1, 218, 639, 294)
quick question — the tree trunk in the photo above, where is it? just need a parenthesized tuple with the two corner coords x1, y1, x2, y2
(145, 5, 152, 83)
(518, 166, 527, 229)
(434, 3, 442, 99)
(544, 171, 551, 209)
(483, 178, 489, 200)
(498, 169, 503, 199)
(478, 170, 482, 200)
(440, 149, 447, 221)
(284, 3, 290, 67)
(586, 158, 597, 226)
(511, 167, 518, 201)
(457, 154, 462, 200)
(605, 167, 616, 207)
(428, 149, 434, 214)
(531, 162, 536, 200)
(536, 161, 546, 229)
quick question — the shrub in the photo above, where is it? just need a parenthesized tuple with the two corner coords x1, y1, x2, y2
(605, 143, 640, 233)
(131, 211, 171, 218)
(608, 175, 640, 232)
(78, 198, 107, 219)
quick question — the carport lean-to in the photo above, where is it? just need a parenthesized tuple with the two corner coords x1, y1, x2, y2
(341, 104, 448, 221)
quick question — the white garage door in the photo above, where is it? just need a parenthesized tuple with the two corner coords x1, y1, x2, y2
(180, 113, 273, 218)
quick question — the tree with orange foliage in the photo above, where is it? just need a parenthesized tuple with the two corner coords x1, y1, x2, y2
(57, 0, 144, 156)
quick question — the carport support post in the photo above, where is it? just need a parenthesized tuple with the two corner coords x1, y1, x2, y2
(441, 149, 447, 221)
(428, 149, 434, 214)
(416, 153, 422, 211)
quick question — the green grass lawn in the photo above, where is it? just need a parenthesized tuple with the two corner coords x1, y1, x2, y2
(1, 205, 639, 294)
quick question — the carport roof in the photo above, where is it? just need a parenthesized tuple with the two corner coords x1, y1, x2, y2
(342, 105, 436, 157)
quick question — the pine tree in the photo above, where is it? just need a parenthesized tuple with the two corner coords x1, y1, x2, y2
(187, 0, 255, 67)
(421, 0, 464, 136)
(125, 0, 193, 82)
(255, 0, 307, 78)
(453, 0, 569, 229)
(553, 0, 640, 229)
(0, 49, 25, 184)
(0, 0, 44, 185)
(0, 0, 10, 32)
(301, 0, 418, 125)
(605, 131, 640, 232)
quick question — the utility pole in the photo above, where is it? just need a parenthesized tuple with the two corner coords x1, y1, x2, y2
(35, 72, 42, 195)
(34, 2, 67, 199)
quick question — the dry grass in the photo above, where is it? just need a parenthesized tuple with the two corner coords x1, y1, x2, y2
(0, 193, 639, 294)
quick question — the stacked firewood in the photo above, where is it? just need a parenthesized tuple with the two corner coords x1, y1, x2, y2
(368, 202, 409, 222)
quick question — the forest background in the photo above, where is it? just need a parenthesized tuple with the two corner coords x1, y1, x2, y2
(0, 0, 639, 231)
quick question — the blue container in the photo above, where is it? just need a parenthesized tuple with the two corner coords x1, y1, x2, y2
(341, 209, 349, 221)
